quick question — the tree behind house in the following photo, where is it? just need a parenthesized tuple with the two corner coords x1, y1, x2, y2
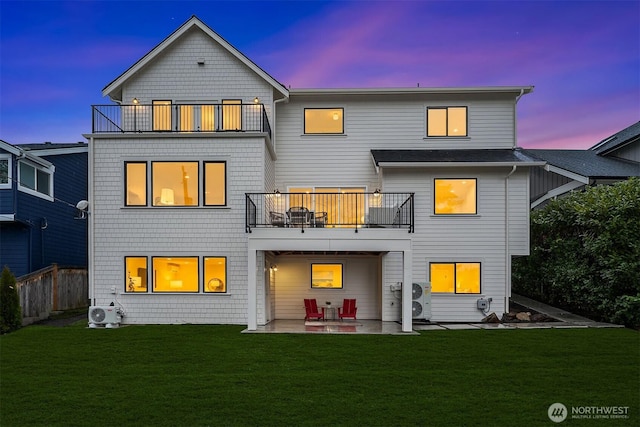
(1, 266, 22, 334)
(513, 177, 640, 328)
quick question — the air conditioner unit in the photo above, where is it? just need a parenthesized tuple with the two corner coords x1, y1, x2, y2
(412, 282, 432, 320)
(88, 306, 122, 327)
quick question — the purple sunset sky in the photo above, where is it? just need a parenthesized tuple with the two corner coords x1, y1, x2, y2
(1, 0, 638, 149)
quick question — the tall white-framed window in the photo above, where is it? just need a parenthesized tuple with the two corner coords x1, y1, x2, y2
(0, 154, 11, 189)
(18, 160, 54, 201)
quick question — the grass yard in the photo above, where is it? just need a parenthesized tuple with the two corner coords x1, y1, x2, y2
(1, 323, 638, 426)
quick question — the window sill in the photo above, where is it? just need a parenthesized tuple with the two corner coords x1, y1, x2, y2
(300, 134, 348, 137)
(423, 136, 471, 141)
(430, 214, 481, 218)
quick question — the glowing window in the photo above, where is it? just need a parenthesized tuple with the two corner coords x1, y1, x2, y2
(152, 162, 198, 206)
(434, 179, 477, 214)
(179, 105, 194, 131)
(204, 162, 226, 206)
(427, 107, 467, 137)
(204, 257, 226, 293)
(125, 162, 147, 206)
(152, 257, 199, 292)
(222, 100, 242, 131)
(153, 100, 172, 131)
(201, 105, 216, 131)
(430, 262, 480, 294)
(311, 263, 343, 289)
(125, 257, 148, 293)
(304, 108, 344, 134)
(289, 187, 313, 210)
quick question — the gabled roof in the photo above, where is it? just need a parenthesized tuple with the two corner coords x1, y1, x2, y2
(590, 121, 640, 155)
(371, 149, 544, 168)
(102, 15, 288, 102)
(17, 142, 88, 156)
(522, 149, 640, 179)
(0, 140, 54, 168)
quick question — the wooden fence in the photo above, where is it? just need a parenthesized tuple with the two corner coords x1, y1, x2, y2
(17, 264, 88, 325)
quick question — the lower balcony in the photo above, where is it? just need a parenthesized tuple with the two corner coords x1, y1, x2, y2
(245, 192, 414, 232)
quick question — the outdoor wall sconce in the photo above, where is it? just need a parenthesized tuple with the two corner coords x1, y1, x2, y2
(132, 98, 139, 105)
(270, 265, 278, 272)
(254, 97, 260, 104)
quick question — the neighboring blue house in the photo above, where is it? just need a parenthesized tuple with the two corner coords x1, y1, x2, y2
(524, 121, 640, 209)
(0, 141, 88, 277)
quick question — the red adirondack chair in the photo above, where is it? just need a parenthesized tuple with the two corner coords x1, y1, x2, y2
(304, 298, 324, 321)
(338, 298, 357, 320)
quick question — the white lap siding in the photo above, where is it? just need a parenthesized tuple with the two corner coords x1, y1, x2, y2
(382, 167, 530, 322)
(273, 255, 380, 320)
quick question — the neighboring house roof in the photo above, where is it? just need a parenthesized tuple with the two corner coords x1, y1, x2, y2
(371, 149, 544, 169)
(102, 15, 289, 102)
(0, 140, 54, 168)
(522, 149, 640, 180)
(590, 121, 640, 155)
(17, 142, 88, 156)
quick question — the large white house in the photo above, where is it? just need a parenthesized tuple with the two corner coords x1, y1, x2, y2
(85, 16, 543, 332)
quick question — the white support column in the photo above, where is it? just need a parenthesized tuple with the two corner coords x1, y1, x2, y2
(402, 249, 413, 333)
(247, 248, 257, 330)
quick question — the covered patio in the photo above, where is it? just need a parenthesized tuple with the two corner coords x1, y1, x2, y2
(242, 319, 415, 335)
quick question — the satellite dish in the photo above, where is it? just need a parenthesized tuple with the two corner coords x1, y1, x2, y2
(76, 200, 89, 211)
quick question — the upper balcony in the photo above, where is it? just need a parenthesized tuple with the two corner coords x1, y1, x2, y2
(91, 102, 271, 138)
(246, 192, 414, 233)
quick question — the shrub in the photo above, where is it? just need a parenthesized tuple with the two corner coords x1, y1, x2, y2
(513, 178, 640, 328)
(0, 266, 22, 334)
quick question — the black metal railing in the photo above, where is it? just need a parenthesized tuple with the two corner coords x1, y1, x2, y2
(246, 192, 414, 233)
(92, 103, 271, 138)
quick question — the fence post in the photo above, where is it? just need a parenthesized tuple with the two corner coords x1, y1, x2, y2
(52, 263, 58, 311)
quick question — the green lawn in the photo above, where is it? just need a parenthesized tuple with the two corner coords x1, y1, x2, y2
(1, 323, 638, 426)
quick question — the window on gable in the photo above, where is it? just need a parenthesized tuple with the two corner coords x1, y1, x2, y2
(125, 162, 147, 206)
(304, 108, 344, 134)
(427, 107, 467, 137)
(18, 160, 53, 199)
(153, 100, 172, 131)
(430, 262, 480, 293)
(222, 100, 242, 131)
(434, 178, 477, 214)
(0, 155, 10, 189)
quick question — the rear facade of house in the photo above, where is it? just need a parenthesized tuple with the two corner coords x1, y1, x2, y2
(86, 16, 541, 332)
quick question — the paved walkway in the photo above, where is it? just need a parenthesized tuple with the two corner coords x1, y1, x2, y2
(412, 294, 623, 331)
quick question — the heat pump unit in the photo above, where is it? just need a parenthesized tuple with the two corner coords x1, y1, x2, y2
(88, 306, 122, 327)
(412, 282, 432, 320)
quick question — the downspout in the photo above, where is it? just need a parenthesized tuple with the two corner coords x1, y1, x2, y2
(271, 96, 289, 158)
(513, 89, 525, 149)
(505, 165, 517, 314)
(88, 136, 95, 305)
